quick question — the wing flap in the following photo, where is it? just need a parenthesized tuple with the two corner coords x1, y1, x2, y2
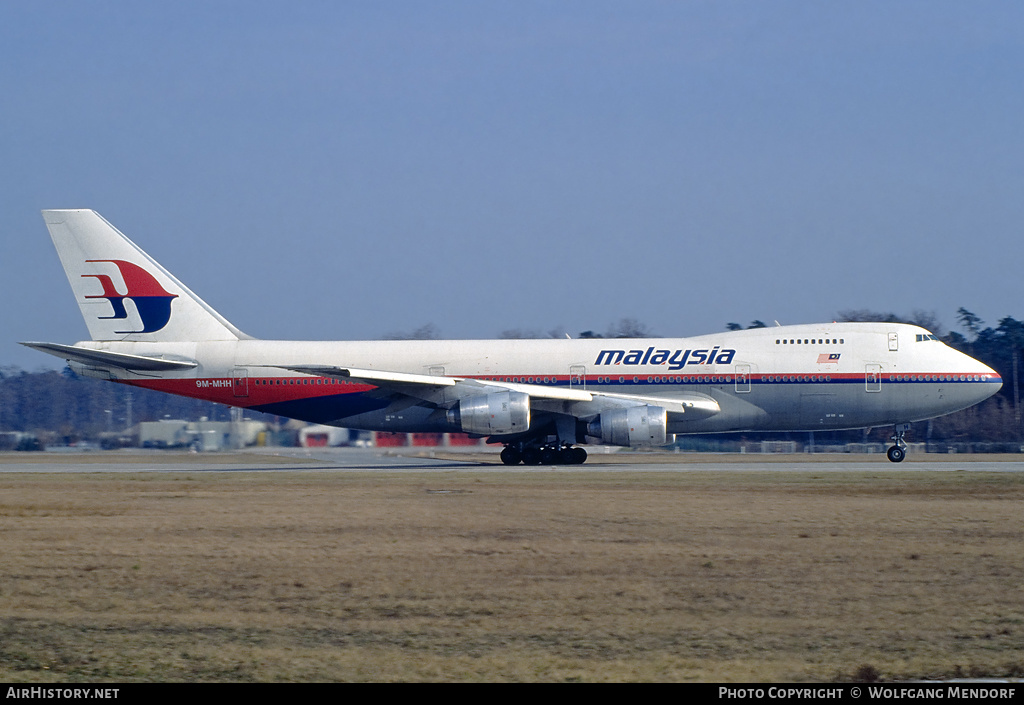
(278, 364, 457, 388)
(273, 364, 594, 401)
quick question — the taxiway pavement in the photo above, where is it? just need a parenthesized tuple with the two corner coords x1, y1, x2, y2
(1, 447, 1023, 473)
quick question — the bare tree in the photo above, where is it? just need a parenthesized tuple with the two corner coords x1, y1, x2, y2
(383, 323, 440, 340)
(836, 309, 944, 337)
(498, 326, 569, 339)
(606, 318, 655, 338)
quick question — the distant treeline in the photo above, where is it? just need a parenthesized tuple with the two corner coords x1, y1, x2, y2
(0, 366, 274, 445)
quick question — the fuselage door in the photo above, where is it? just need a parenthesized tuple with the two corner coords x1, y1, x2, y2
(735, 364, 751, 393)
(865, 364, 882, 393)
(888, 332, 899, 351)
(569, 365, 586, 390)
(232, 368, 249, 398)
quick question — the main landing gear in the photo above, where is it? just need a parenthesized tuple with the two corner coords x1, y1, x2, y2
(887, 423, 910, 463)
(500, 443, 588, 466)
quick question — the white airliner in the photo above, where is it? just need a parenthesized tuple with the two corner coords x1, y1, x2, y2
(23, 210, 1002, 464)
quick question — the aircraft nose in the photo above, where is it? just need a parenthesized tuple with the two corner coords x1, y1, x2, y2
(987, 366, 1003, 393)
(976, 363, 1002, 402)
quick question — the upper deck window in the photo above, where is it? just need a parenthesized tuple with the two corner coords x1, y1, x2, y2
(776, 338, 844, 345)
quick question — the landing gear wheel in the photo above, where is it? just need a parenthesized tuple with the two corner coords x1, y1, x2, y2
(509, 444, 588, 466)
(887, 423, 910, 463)
(500, 446, 522, 466)
(557, 446, 588, 465)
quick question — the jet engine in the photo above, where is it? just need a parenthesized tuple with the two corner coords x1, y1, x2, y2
(587, 405, 668, 447)
(446, 391, 531, 435)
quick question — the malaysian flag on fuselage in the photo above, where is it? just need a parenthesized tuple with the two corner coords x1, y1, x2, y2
(817, 353, 841, 363)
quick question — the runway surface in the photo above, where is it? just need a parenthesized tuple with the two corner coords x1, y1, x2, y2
(2, 447, 1023, 473)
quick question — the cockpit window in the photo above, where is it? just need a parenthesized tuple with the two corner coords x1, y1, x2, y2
(915, 334, 940, 342)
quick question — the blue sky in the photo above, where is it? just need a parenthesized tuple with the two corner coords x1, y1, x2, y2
(3, 1, 1023, 369)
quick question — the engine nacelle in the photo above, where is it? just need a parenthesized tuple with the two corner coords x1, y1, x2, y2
(587, 405, 668, 447)
(446, 391, 531, 435)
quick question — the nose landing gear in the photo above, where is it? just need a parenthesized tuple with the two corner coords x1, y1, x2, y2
(886, 423, 910, 463)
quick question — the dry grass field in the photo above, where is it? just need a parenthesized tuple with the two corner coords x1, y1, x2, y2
(1, 457, 1023, 682)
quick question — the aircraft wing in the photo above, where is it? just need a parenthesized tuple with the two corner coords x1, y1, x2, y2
(273, 364, 720, 419)
(20, 342, 198, 372)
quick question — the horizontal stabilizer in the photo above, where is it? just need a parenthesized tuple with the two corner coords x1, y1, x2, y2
(20, 342, 198, 371)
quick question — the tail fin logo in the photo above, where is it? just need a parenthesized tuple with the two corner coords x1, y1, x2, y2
(82, 260, 178, 333)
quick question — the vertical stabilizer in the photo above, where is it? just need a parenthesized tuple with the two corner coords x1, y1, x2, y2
(42, 209, 246, 342)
